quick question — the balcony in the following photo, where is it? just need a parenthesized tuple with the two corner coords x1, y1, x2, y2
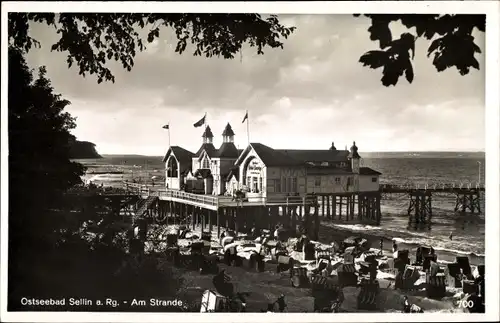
(246, 192, 264, 203)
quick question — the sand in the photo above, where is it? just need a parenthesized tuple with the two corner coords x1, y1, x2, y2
(146, 224, 475, 313)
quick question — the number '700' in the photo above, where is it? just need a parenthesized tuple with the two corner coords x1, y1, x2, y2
(458, 299, 474, 308)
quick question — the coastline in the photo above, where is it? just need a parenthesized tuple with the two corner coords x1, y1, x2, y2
(317, 221, 484, 266)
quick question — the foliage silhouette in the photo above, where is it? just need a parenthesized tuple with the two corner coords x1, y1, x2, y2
(8, 46, 84, 303)
(9, 13, 485, 87)
(355, 14, 485, 86)
(8, 48, 185, 309)
(8, 47, 85, 245)
(9, 13, 296, 84)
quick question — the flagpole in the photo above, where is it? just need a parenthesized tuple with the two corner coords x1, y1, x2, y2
(168, 123, 171, 148)
(246, 110, 250, 145)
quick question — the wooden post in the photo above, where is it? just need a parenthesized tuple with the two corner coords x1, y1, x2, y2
(339, 196, 343, 221)
(313, 202, 319, 240)
(376, 193, 381, 224)
(352, 195, 356, 220)
(323, 196, 326, 219)
(234, 208, 239, 235)
(208, 209, 212, 233)
(325, 196, 330, 219)
(332, 195, 337, 220)
(217, 208, 220, 238)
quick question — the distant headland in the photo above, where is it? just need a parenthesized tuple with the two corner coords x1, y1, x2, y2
(69, 140, 102, 159)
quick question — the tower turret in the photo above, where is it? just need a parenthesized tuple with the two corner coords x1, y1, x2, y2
(202, 125, 214, 144)
(222, 123, 235, 143)
(348, 141, 361, 174)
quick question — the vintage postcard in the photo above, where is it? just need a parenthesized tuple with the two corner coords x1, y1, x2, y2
(1, 1, 499, 322)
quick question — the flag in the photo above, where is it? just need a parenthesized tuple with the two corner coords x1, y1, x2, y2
(162, 124, 169, 129)
(242, 111, 248, 123)
(193, 115, 206, 128)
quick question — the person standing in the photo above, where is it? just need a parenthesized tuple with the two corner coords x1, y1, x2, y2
(379, 238, 384, 256)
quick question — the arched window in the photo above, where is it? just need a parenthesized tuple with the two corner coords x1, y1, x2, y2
(202, 156, 210, 169)
(167, 157, 178, 177)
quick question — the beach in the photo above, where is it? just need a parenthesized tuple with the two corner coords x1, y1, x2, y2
(74, 154, 486, 312)
(149, 223, 475, 313)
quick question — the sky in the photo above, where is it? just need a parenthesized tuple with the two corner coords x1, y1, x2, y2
(25, 14, 485, 156)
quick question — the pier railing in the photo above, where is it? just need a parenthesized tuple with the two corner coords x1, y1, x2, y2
(157, 189, 219, 207)
(380, 181, 485, 192)
(123, 181, 317, 208)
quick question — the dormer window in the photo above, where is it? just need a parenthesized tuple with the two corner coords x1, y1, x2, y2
(321, 161, 329, 166)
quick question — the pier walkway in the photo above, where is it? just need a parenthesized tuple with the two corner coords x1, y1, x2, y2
(380, 182, 485, 194)
(123, 182, 317, 211)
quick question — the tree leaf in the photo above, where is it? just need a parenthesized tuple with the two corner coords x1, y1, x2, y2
(405, 64, 414, 83)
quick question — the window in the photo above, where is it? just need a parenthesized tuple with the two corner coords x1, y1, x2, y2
(321, 161, 329, 166)
(339, 162, 346, 167)
(292, 177, 298, 192)
(274, 179, 281, 193)
(314, 176, 321, 187)
(347, 177, 353, 186)
(335, 177, 341, 184)
(372, 177, 377, 183)
(282, 178, 287, 192)
(287, 178, 292, 192)
(202, 157, 210, 169)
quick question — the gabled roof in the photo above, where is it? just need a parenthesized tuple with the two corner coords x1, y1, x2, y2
(236, 143, 303, 167)
(222, 123, 235, 137)
(226, 167, 239, 181)
(162, 146, 195, 163)
(217, 142, 239, 158)
(359, 167, 382, 176)
(277, 149, 349, 163)
(195, 143, 217, 158)
(194, 169, 213, 179)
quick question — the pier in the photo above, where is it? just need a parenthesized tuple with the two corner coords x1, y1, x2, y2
(124, 183, 320, 240)
(380, 182, 485, 224)
(114, 179, 485, 243)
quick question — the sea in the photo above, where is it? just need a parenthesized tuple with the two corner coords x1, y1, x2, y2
(75, 152, 486, 264)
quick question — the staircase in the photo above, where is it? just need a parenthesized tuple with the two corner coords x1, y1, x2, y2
(135, 196, 159, 218)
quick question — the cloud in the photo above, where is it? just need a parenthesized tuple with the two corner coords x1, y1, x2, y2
(22, 14, 485, 154)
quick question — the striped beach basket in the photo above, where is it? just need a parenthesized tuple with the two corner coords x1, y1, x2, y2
(397, 265, 420, 290)
(462, 279, 479, 295)
(291, 267, 309, 288)
(445, 263, 463, 288)
(362, 251, 377, 264)
(456, 256, 473, 278)
(357, 279, 380, 310)
(337, 264, 358, 287)
(277, 255, 294, 274)
(315, 250, 332, 261)
(166, 233, 178, 247)
(423, 254, 437, 272)
(426, 273, 446, 299)
(310, 274, 338, 290)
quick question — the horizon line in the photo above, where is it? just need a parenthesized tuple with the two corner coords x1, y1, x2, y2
(98, 150, 486, 157)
